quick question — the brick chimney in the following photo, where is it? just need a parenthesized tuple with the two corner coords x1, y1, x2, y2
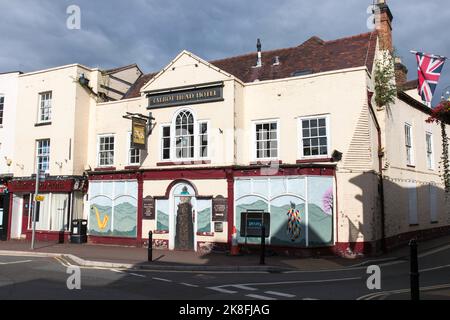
(376, 0, 394, 52)
(394, 56, 408, 86)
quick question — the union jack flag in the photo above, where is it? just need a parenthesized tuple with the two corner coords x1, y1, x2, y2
(415, 52, 446, 105)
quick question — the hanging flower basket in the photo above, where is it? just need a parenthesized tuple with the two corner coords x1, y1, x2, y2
(426, 100, 450, 124)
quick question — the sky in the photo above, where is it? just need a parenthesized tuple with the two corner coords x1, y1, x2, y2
(1, 0, 449, 105)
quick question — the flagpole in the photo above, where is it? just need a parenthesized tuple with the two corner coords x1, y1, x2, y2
(410, 50, 448, 60)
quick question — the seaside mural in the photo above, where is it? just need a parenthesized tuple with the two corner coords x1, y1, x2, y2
(235, 176, 333, 247)
(88, 181, 138, 238)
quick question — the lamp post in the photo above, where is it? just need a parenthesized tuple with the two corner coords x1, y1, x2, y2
(31, 169, 45, 250)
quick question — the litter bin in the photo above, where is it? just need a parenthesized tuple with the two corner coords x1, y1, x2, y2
(70, 219, 88, 244)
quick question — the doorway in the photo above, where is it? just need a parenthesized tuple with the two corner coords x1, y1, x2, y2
(169, 183, 197, 251)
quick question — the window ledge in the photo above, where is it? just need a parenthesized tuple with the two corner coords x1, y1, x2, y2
(157, 160, 211, 166)
(124, 165, 141, 170)
(35, 122, 52, 127)
(250, 160, 282, 166)
(297, 158, 333, 164)
(406, 164, 416, 168)
(94, 167, 116, 172)
(153, 230, 169, 235)
(196, 232, 214, 237)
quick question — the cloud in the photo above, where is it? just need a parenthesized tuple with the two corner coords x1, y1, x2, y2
(0, 0, 449, 103)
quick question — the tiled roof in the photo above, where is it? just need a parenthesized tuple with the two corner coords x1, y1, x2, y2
(401, 79, 418, 91)
(124, 31, 378, 99)
(102, 63, 142, 75)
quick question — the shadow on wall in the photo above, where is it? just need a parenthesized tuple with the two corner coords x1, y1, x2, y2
(349, 172, 447, 256)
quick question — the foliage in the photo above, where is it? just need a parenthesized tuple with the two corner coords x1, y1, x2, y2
(427, 100, 450, 192)
(374, 51, 397, 108)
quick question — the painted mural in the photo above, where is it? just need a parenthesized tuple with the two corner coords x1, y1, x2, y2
(156, 199, 169, 232)
(197, 200, 212, 233)
(235, 176, 333, 247)
(88, 181, 137, 238)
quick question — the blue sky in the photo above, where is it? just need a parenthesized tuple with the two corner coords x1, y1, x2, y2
(1, 0, 449, 104)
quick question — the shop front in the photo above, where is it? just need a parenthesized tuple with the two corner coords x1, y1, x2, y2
(7, 177, 86, 241)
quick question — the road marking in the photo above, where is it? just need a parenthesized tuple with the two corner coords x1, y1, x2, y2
(180, 282, 199, 288)
(110, 269, 125, 274)
(0, 260, 33, 265)
(246, 294, 277, 300)
(215, 276, 362, 288)
(264, 291, 296, 298)
(232, 285, 258, 291)
(129, 272, 146, 278)
(152, 277, 173, 283)
(348, 257, 399, 268)
(207, 287, 238, 294)
(303, 298, 320, 300)
(418, 244, 450, 258)
(357, 283, 450, 300)
(420, 264, 450, 273)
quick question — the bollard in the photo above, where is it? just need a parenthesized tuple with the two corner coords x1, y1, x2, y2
(148, 231, 153, 262)
(260, 225, 266, 265)
(409, 239, 420, 300)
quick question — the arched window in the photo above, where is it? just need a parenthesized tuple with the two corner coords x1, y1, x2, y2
(175, 110, 195, 159)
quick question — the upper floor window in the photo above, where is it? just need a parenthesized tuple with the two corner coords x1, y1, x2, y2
(39, 91, 52, 123)
(254, 120, 279, 160)
(426, 132, 434, 170)
(36, 139, 50, 173)
(175, 110, 195, 159)
(98, 135, 115, 167)
(0, 95, 4, 126)
(160, 109, 209, 161)
(128, 132, 141, 165)
(299, 115, 330, 158)
(405, 123, 414, 166)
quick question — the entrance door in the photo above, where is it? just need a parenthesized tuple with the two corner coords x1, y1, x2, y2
(175, 197, 194, 250)
(21, 195, 30, 235)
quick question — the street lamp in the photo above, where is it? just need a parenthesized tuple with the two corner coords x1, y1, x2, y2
(31, 169, 46, 250)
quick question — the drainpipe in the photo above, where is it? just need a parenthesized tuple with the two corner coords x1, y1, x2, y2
(367, 91, 387, 254)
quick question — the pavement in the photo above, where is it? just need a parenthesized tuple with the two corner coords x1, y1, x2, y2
(0, 235, 450, 272)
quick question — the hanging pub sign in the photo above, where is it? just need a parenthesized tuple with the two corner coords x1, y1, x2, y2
(131, 117, 148, 150)
(147, 82, 224, 109)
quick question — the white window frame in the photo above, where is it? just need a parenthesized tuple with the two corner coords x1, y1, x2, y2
(159, 108, 210, 162)
(252, 119, 280, 161)
(97, 134, 115, 167)
(198, 120, 210, 159)
(127, 132, 141, 166)
(0, 95, 4, 126)
(160, 123, 171, 161)
(298, 114, 331, 159)
(38, 91, 52, 123)
(405, 123, 415, 166)
(36, 139, 51, 174)
(425, 131, 434, 170)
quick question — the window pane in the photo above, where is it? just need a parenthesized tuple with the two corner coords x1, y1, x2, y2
(302, 120, 309, 128)
(318, 118, 326, 126)
(303, 129, 310, 138)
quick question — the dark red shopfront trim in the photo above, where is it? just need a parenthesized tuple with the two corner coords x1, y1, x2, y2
(8, 179, 75, 193)
(88, 235, 141, 246)
(87, 165, 336, 248)
(25, 230, 71, 242)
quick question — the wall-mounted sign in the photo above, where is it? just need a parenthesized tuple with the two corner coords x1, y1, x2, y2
(131, 117, 148, 150)
(143, 196, 155, 220)
(212, 195, 227, 222)
(240, 211, 270, 237)
(35, 195, 45, 202)
(147, 82, 224, 109)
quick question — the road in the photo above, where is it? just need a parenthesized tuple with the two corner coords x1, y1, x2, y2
(0, 244, 449, 300)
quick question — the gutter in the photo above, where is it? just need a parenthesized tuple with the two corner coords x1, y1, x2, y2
(367, 91, 387, 254)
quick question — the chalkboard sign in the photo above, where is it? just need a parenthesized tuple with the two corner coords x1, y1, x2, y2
(143, 196, 155, 220)
(240, 211, 270, 237)
(212, 196, 227, 222)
